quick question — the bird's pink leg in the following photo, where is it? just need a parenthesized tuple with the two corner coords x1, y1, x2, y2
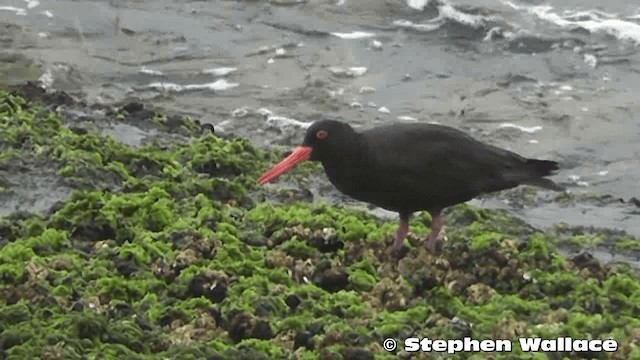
(426, 212, 443, 252)
(393, 213, 411, 249)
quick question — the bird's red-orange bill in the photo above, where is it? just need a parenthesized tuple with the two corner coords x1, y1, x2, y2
(258, 146, 313, 184)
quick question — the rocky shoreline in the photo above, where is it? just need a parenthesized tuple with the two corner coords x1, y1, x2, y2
(1, 82, 639, 359)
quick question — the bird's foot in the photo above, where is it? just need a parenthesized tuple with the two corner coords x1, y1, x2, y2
(426, 237, 443, 253)
(391, 241, 405, 251)
(427, 234, 448, 255)
(425, 218, 446, 254)
(390, 242, 410, 258)
(389, 235, 410, 257)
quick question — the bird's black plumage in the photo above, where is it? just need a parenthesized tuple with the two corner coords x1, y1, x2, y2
(260, 119, 564, 252)
(304, 120, 562, 213)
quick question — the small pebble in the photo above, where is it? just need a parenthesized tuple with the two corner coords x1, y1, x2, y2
(285, 294, 302, 310)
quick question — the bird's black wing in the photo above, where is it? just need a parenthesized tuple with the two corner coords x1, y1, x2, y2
(361, 123, 529, 210)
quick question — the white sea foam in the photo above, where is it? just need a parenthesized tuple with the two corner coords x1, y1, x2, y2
(38, 70, 54, 88)
(358, 86, 376, 94)
(0, 6, 27, 15)
(393, 20, 441, 32)
(498, 123, 543, 133)
(139, 67, 163, 76)
(568, 174, 589, 187)
(142, 79, 238, 92)
(330, 31, 376, 39)
(406, 0, 430, 11)
(328, 67, 367, 77)
(231, 107, 249, 118)
(509, 2, 640, 44)
(583, 54, 597, 68)
(395, 0, 488, 32)
(266, 116, 312, 130)
(202, 67, 237, 76)
(257, 108, 311, 130)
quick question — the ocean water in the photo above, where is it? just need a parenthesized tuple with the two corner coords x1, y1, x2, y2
(1, 0, 639, 234)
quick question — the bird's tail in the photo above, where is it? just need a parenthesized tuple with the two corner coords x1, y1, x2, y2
(522, 159, 565, 191)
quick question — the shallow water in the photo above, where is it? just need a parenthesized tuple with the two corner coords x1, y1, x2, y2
(1, 0, 639, 236)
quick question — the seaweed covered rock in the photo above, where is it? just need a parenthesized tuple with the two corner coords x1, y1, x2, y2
(1, 88, 640, 359)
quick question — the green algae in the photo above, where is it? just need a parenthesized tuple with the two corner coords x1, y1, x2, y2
(2, 88, 640, 360)
(614, 238, 640, 254)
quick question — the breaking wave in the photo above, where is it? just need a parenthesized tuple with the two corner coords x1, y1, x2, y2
(400, 0, 640, 45)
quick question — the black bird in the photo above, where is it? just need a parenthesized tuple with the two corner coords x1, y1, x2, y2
(259, 120, 564, 252)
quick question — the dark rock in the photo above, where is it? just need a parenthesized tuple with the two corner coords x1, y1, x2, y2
(571, 252, 594, 267)
(71, 288, 82, 301)
(308, 323, 324, 335)
(76, 316, 106, 340)
(113, 257, 138, 278)
(186, 273, 228, 303)
(227, 312, 274, 343)
(110, 302, 134, 318)
(158, 309, 189, 327)
(451, 317, 473, 338)
(254, 302, 272, 317)
(0, 224, 14, 245)
(342, 348, 374, 360)
(193, 159, 219, 176)
(227, 312, 253, 343)
(293, 331, 315, 350)
(309, 231, 344, 253)
(129, 157, 164, 178)
(200, 123, 215, 134)
(122, 102, 144, 114)
(406, 269, 439, 296)
(10, 81, 74, 107)
(126, 109, 156, 122)
(69, 126, 88, 135)
(0, 330, 30, 350)
(40, 309, 54, 319)
(165, 115, 185, 132)
(209, 307, 223, 326)
(570, 252, 606, 276)
(71, 222, 116, 242)
(285, 294, 301, 310)
(71, 301, 84, 312)
(312, 268, 350, 292)
(250, 320, 274, 340)
(135, 315, 153, 331)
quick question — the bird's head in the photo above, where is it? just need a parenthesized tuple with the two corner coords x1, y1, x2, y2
(258, 119, 357, 184)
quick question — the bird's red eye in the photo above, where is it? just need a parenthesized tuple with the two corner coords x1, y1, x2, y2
(316, 130, 328, 139)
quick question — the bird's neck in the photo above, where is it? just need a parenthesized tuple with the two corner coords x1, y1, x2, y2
(320, 134, 370, 196)
(321, 134, 365, 169)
